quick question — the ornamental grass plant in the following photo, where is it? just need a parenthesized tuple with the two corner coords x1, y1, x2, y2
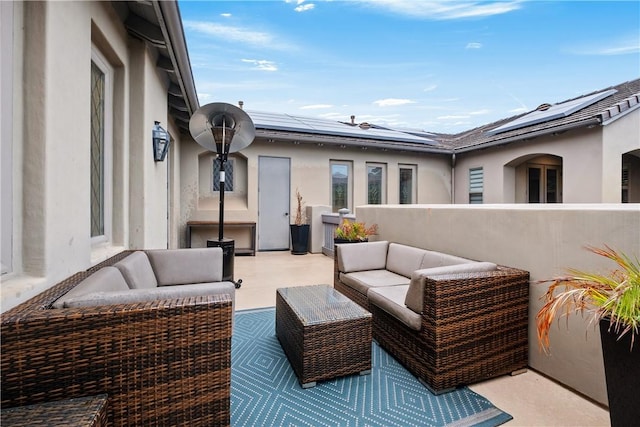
(536, 245, 640, 354)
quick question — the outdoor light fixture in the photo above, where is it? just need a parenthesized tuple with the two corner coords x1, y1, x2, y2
(189, 102, 255, 288)
(152, 121, 170, 162)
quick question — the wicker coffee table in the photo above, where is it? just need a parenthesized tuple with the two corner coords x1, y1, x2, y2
(276, 284, 372, 388)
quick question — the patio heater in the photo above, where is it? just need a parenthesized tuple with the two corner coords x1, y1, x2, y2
(189, 103, 255, 288)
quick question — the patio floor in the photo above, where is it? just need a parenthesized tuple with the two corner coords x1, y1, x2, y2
(233, 251, 610, 426)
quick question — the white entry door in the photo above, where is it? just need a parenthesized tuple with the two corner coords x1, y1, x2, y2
(258, 156, 291, 250)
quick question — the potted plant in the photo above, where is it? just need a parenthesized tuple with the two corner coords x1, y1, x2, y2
(334, 219, 378, 243)
(536, 245, 639, 427)
(290, 189, 310, 255)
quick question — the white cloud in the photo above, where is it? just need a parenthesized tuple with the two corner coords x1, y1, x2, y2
(466, 42, 482, 49)
(357, 0, 523, 20)
(241, 59, 278, 71)
(220, 13, 231, 18)
(184, 21, 293, 50)
(374, 98, 416, 107)
(301, 104, 333, 109)
(469, 109, 490, 116)
(295, 4, 316, 12)
(423, 84, 438, 92)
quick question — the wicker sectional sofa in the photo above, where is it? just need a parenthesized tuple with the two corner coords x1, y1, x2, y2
(2, 248, 235, 426)
(334, 241, 530, 394)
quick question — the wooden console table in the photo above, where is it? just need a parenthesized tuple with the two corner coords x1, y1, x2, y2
(186, 221, 256, 255)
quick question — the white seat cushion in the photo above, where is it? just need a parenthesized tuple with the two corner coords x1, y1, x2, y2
(368, 285, 421, 331)
(146, 248, 223, 286)
(113, 251, 158, 289)
(340, 270, 410, 295)
(52, 266, 130, 308)
(386, 243, 428, 278)
(337, 241, 389, 273)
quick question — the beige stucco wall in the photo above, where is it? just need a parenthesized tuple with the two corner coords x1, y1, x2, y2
(179, 137, 452, 248)
(1, 1, 175, 313)
(356, 203, 640, 405)
(454, 111, 640, 204)
(602, 110, 640, 202)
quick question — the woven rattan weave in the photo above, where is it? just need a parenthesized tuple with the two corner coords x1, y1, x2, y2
(334, 250, 530, 394)
(275, 285, 372, 388)
(1, 251, 233, 426)
(1, 394, 108, 427)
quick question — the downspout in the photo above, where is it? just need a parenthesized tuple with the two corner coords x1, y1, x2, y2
(451, 153, 456, 204)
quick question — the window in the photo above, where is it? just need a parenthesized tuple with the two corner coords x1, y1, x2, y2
(367, 163, 386, 204)
(527, 165, 562, 203)
(399, 164, 416, 204)
(622, 164, 629, 203)
(90, 48, 113, 243)
(469, 167, 483, 204)
(331, 161, 352, 212)
(213, 158, 234, 192)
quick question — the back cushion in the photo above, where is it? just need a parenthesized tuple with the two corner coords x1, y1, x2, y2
(114, 251, 158, 289)
(52, 266, 129, 309)
(338, 241, 389, 273)
(419, 250, 474, 269)
(147, 248, 223, 286)
(404, 262, 498, 313)
(386, 243, 428, 278)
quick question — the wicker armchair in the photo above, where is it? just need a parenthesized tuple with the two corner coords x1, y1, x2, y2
(1, 251, 233, 426)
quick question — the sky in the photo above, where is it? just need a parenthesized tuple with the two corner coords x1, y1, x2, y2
(178, 0, 640, 134)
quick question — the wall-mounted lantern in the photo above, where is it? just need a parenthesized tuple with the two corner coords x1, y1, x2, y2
(152, 121, 170, 162)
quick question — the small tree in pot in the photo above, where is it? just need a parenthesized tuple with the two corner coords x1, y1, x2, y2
(290, 189, 309, 255)
(536, 245, 639, 427)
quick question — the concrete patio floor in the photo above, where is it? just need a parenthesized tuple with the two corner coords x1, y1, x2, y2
(233, 251, 610, 427)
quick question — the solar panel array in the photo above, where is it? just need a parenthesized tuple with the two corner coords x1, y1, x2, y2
(487, 89, 618, 135)
(248, 111, 438, 145)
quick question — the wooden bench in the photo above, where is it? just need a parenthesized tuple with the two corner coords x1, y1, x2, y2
(186, 221, 256, 255)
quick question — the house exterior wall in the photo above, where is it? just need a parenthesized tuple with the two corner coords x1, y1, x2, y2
(601, 109, 640, 202)
(1, 1, 178, 313)
(356, 203, 640, 406)
(179, 136, 452, 248)
(453, 108, 640, 204)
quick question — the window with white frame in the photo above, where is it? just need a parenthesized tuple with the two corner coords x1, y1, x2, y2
(399, 164, 417, 204)
(367, 163, 386, 204)
(469, 167, 483, 204)
(90, 47, 113, 243)
(331, 160, 352, 212)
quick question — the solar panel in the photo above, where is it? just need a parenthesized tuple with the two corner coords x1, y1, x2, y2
(487, 89, 617, 135)
(248, 111, 438, 145)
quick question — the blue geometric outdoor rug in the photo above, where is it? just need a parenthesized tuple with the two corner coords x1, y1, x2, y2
(232, 308, 513, 427)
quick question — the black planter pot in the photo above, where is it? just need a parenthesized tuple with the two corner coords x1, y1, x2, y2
(599, 319, 640, 427)
(290, 224, 310, 255)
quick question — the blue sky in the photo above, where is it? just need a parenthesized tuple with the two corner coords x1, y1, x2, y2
(178, 0, 640, 133)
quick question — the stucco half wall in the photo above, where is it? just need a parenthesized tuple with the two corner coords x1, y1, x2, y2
(356, 203, 640, 406)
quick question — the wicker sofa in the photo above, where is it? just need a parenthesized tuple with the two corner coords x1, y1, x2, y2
(334, 241, 530, 394)
(2, 248, 234, 426)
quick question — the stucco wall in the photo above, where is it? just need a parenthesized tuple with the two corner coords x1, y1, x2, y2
(356, 203, 640, 405)
(2, 2, 173, 313)
(179, 136, 452, 248)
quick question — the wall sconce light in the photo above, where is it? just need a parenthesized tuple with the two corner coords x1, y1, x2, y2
(152, 121, 170, 162)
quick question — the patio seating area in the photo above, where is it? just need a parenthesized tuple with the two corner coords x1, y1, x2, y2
(1, 249, 611, 426)
(233, 251, 610, 426)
